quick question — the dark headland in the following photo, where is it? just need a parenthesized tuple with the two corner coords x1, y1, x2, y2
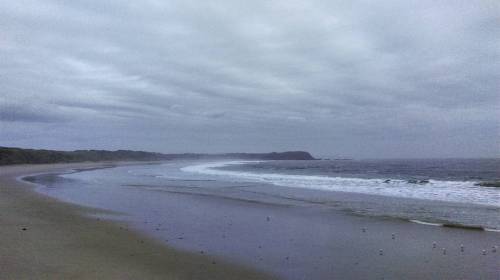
(0, 146, 315, 165)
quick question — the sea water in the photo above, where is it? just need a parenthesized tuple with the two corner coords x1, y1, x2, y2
(24, 158, 500, 279)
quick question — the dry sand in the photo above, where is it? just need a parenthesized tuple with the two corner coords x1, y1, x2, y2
(0, 162, 274, 280)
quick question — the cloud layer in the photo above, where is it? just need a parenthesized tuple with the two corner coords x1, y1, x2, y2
(1, 0, 499, 157)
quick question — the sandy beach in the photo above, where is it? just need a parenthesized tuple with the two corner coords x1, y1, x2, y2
(0, 162, 273, 280)
(1, 161, 499, 279)
(3, 0, 498, 278)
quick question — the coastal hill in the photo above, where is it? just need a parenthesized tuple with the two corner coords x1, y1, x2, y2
(0, 147, 315, 165)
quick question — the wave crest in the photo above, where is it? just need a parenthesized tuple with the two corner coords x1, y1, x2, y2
(181, 161, 500, 207)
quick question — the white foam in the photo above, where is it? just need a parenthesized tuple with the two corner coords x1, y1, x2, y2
(409, 220, 443, 226)
(181, 161, 500, 207)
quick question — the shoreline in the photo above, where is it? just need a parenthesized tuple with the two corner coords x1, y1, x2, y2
(3, 161, 498, 279)
(0, 162, 274, 279)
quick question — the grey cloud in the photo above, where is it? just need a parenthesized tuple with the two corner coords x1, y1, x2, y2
(0, 0, 498, 157)
(0, 101, 68, 123)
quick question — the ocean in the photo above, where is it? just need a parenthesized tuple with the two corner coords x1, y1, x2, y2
(183, 159, 500, 230)
(23, 158, 500, 279)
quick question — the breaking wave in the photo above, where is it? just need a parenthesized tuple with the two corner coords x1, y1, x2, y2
(181, 161, 500, 207)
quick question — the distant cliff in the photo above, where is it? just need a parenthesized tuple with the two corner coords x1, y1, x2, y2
(0, 147, 316, 165)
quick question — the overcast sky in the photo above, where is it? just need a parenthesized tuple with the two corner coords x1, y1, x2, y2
(0, 0, 499, 158)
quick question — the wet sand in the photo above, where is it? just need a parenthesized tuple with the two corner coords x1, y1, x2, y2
(2, 162, 499, 280)
(0, 162, 273, 279)
(102, 188, 500, 280)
